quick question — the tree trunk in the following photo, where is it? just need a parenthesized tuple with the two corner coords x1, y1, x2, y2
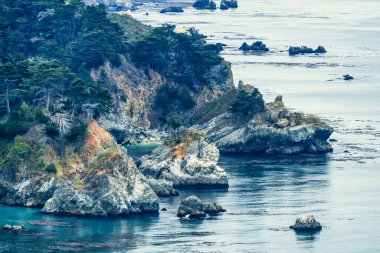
(46, 89, 51, 111)
(6, 86, 10, 115)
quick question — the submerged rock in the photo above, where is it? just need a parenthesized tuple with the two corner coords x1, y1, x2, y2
(290, 214, 322, 232)
(138, 135, 228, 188)
(193, 0, 217, 10)
(343, 74, 354, 81)
(220, 0, 238, 9)
(239, 41, 269, 52)
(289, 46, 327, 55)
(160, 7, 184, 13)
(177, 195, 225, 218)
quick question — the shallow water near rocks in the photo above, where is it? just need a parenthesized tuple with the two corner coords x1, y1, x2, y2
(1, 0, 380, 252)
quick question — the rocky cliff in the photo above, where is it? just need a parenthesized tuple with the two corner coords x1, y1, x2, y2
(0, 121, 159, 216)
(193, 86, 333, 155)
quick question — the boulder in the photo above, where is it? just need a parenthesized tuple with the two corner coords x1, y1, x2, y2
(239, 42, 251, 51)
(289, 46, 327, 55)
(239, 41, 269, 52)
(343, 74, 354, 81)
(193, 0, 217, 10)
(290, 214, 322, 232)
(314, 46, 327, 54)
(220, 0, 238, 9)
(289, 46, 314, 55)
(138, 138, 228, 188)
(250, 41, 269, 52)
(160, 7, 184, 13)
(177, 195, 225, 218)
(146, 178, 179, 197)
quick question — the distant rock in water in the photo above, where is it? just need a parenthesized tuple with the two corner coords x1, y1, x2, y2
(239, 41, 269, 52)
(2, 224, 25, 231)
(314, 46, 327, 54)
(193, 0, 217, 10)
(177, 195, 226, 218)
(138, 128, 229, 192)
(290, 214, 322, 232)
(220, 0, 238, 10)
(289, 46, 327, 55)
(160, 7, 184, 13)
(208, 43, 227, 53)
(192, 86, 333, 155)
(343, 74, 354, 81)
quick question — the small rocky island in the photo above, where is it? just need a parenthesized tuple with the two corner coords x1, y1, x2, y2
(290, 214, 322, 232)
(289, 46, 327, 55)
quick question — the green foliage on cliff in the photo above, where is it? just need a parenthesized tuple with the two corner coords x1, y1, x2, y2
(230, 88, 265, 117)
(130, 25, 222, 89)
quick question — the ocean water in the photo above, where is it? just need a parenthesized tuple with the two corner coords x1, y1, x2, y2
(1, 1, 380, 252)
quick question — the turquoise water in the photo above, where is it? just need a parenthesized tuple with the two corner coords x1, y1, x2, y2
(2, 0, 380, 252)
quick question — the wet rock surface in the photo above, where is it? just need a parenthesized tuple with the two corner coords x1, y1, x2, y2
(177, 195, 226, 218)
(290, 214, 322, 232)
(343, 74, 354, 80)
(2, 224, 25, 231)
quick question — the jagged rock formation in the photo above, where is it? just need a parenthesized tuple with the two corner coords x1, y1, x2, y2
(138, 132, 228, 192)
(193, 86, 333, 155)
(177, 195, 226, 218)
(290, 214, 322, 232)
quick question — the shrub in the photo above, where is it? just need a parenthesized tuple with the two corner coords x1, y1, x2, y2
(45, 122, 60, 138)
(65, 121, 88, 143)
(34, 108, 50, 124)
(230, 88, 265, 117)
(155, 83, 195, 111)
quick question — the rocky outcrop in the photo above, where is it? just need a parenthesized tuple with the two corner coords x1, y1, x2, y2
(0, 121, 160, 217)
(160, 7, 184, 13)
(290, 214, 322, 232)
(177, 195, 226, 218)
(220, 0, 238, 10)
(289, 46, 327, 55)
(42, 121, 159, 216)
(193, 0, 217, 10)
(239, 41, 269, 52)
(138, 136, 228, 189)
(193, 88, 333, 155)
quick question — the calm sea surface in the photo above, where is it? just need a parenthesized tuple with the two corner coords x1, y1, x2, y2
(1, 1, 380, 252)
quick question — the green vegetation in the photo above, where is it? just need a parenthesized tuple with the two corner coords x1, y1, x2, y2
(130, 25, 222, 89)
(230, 88, 265, 117)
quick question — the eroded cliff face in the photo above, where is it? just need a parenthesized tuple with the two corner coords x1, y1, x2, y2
(0, 121, 159, 216)
(193, 88, 333, 155)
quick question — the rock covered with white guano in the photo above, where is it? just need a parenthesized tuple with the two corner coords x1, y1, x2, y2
(138, 134, 228, 189)
(290, 214, 322, 232)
